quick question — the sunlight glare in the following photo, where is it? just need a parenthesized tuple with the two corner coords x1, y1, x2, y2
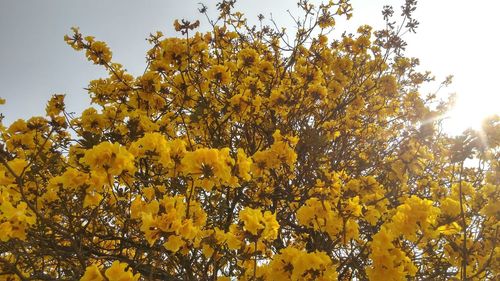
(443, 90, 499, 135)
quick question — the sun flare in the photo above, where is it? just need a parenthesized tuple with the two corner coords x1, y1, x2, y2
(443, 91, 499, 135)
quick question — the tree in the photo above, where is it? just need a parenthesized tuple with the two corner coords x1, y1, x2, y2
(0, 0, 498, 280)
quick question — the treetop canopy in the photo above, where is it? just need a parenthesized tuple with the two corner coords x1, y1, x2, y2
(0, 0, 498, 280)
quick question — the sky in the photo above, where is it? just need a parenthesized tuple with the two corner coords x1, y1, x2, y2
(0, 0, 499, 135)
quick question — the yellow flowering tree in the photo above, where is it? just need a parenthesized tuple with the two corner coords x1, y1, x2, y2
(0, 0, 498, 280)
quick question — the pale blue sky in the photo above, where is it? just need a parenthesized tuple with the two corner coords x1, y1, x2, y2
(1, 0, 499, 134)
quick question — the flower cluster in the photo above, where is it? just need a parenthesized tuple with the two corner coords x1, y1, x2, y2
(81, 261, 140, 281)
(132, 194, 207, 253)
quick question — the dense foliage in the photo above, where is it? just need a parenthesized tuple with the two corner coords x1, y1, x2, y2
(0, 0, 498, 280)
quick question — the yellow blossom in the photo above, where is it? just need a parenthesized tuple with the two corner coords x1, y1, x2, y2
(80, 142, 135, 176)
(164, 235, 185, 252)
(104, 261, 140, 281)
(80, 264, 104, 281)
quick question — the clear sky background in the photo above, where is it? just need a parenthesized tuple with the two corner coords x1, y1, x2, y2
(1, 0, 499, 134)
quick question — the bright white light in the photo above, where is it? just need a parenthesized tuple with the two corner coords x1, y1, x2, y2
(443, 90, 499, 135)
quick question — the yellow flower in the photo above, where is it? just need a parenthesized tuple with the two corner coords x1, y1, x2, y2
(440, 197, 461, 217)
(345, 196, 362, 217)
(437, 222, 461, 236)
(181, 148, 234, 189)
(138, 71, 161, 93)
(79, 108, 107, 132)
(296, 198, 342, 238)
(225, 231, 242, 250)
(45, 94, 65, 117)
(236, 148, 252, 181)
(239, 207, 264, 235)
(7, 159, 29, 176)
(250, 130, 298, 177)
(129, 132, 172, 168)
(0, 201, 35, 224)
(237, 48, 259, 68)
(164, 235, 184, 252)
(168, 139, 187, 164)
(104, 261, 140, 281)
(265, 247, 338, 280)
(139, 212, 161, 245)
(205, 64, 232, 85)
(367, 227, 411, 281)
(201, 243, 214, 258)
(389, 195, 440, 241)
(238, 207, 279, 241)
(344, 219, 359, 242)
(80, 142, 135, 176)
(80, 264, 104, 281)
(0, 222, 13, 242)
(261, 211, 279, 240)
(307, 83, 328, 100)
(83, 191, 103, 208)
(61, 167, 88, 189)
(86, 41, 112, 65)
(7, 119, 28, 134)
